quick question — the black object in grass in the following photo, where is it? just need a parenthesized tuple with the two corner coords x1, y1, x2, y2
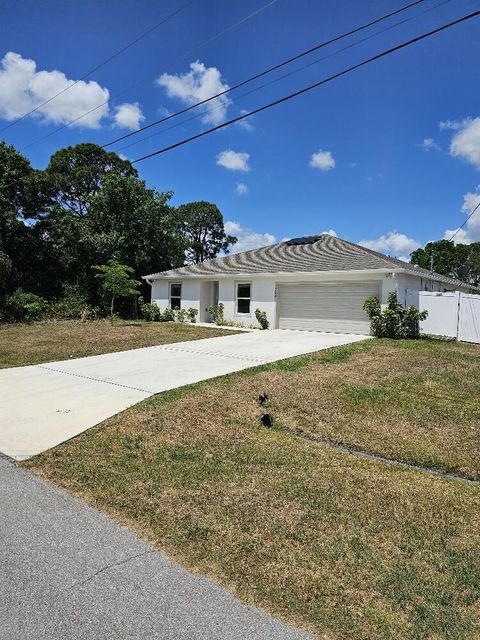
(258, 392, 269, 406)
(260, 413, 273, 428)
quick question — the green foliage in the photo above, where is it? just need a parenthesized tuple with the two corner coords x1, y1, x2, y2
(141, 302, 161, 322)
(49, 296, 90, 320)
(363, 293, 428, 339)
(0, 141, 242, 319)
(187, 307, 198, 323)
(255, 308, 269, 330)
(44, 143, 137, 217)
(175, 308, 187, 323)
(207, 302, 225, 325)
(0, 251, 12, 299)
(176, 201, 237, 263)
(2, 289, 49, 323)
(161, 307, 175, 322)
(410, 239, 480, 287)
(93, 260, 140, 318)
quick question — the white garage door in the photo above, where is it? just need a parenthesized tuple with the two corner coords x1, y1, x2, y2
(278, 282, 379, 334)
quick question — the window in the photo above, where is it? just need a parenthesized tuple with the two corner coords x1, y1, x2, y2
(236, 283, 251, 314)
(170, 283, 181, 309)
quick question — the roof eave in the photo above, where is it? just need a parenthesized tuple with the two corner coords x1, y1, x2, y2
(144, 267, 406, 280)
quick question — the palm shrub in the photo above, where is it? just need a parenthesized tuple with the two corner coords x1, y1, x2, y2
(363, 292, 427, 339)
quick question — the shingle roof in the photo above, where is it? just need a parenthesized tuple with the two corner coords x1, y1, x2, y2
(144, 233, 469, 289)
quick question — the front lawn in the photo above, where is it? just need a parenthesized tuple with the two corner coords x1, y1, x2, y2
(25, 338, 480, 639)
(0, 319, 235, 368)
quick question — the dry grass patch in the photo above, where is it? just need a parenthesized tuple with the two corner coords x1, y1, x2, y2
(0, 319, 236, 368)
(26, 338, 480, 639)
(237, 338, 479, 479)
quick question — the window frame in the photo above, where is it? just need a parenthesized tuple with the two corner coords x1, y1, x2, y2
(169, 282, 182, 310)
(236, 281, 252, 316)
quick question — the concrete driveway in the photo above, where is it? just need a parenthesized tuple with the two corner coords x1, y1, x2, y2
(0, 329, 368, 460)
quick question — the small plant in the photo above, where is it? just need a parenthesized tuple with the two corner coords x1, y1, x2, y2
(161, 307, 175, 322)
(176, 308, 187, 323)
(141, 302, 161, 322)
(93, 260, 140, 323)
(187, 307, 198, 323)
(255, 308, 269, 330)
(363, 293, 427, 339)
(207, 302, 225, 325)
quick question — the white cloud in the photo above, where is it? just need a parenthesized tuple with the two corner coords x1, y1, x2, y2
(418, 137, 440, 151)
(320, 229, 338, 237)
(359, 231, 421, 257)
(216, 149, 250, 172)
(309, 149, 335, 171)
(0, 51, 109, 128)
(449, 117, 480, 169)
(113, 102, 144, 130)
(235, 182, 248, 195)
(443, 188, 480, 244)
(156, 60, 231, 125)
(440, 119, 463, 131)
(236, 109, 254, 131)
(224, 221, 276, 253)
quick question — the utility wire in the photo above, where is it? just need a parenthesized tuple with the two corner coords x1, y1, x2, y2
(103, 0, 426, 149)
(0, 0, 196, 133)
(20, 0, 278, 151)
(132, 9, 480, 164)
(116, 0, 451, 154)
(448, 200, 480, 242)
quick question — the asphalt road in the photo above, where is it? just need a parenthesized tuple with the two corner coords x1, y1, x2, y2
(0, 455, 315, 640)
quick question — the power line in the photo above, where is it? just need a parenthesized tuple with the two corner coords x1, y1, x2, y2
(115, 0, 452, 154)
(0, 0, 196, 134)
(132, 9, 480, 164)
(102, 0, 426, 149)
(19, 0, 278, 151)
(448, 200, 480, 242)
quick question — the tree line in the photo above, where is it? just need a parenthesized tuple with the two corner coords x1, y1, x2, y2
(1, 139, 479, 322)
(410, 240, 480, 286)
(0, 141, 237, 318)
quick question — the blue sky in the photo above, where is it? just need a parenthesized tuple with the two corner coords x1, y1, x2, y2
(1, 0, 480, 258)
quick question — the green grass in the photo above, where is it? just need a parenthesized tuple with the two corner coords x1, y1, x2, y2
(25, 338, 480, 639)
(0, 319, 237, 368)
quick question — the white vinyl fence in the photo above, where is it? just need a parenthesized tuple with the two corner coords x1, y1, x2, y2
(406, 290, 480, 344)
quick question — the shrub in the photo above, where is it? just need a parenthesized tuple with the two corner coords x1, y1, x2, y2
(255, 308, 269, 330)
(207, 303, 224, 325)
(176, 308, 187, 323)
(3, 289, 49, 323)
(161, 307, 175, 322)
(363, 292, 427, 339)
(141, 302, 161, 322)
(49, 296, 89, 320)
(187, 307, 198, 323)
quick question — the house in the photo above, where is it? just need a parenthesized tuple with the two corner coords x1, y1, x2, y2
(143, 234, 472, 334)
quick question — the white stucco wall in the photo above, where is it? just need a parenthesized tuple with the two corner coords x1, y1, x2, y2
(150, 279, 201, 314)
(148, 270, 464, 329)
